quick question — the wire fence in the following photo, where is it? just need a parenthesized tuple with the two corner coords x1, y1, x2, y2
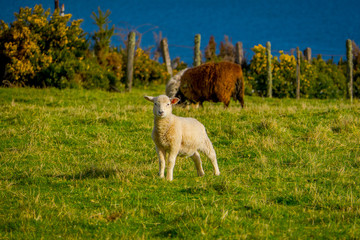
(167, 43, 347, 66)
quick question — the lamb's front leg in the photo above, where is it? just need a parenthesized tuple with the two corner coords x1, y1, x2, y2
(156, 146, 166, 178)
(166, 149, 179, 181)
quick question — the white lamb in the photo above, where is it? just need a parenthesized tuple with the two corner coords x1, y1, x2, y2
(144, 94, 220, 181)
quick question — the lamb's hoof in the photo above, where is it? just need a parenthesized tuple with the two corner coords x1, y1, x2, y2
(198, 171, 205, 177)
(214, 171, 220, 176)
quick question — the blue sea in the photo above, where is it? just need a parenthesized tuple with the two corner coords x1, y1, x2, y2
(2, 0, 360, 64)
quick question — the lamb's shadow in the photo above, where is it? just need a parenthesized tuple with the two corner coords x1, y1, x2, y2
(56, 167, 125, 180)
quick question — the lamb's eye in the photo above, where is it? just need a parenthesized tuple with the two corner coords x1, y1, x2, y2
(167, 103, 170, 106)
(154, 103, 158, 106)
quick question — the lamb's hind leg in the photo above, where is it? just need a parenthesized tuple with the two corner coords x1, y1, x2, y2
(191, 151, 205, 177)
(202, 138, 220, 176)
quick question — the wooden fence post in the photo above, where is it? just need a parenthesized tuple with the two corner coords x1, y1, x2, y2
(235, 42, 245, 66)
(161, 38, 173, 76)
(296, 47, 301, 99)
(193, 34, 201, 67)
(126, 31, 136, 92)
(266, 41, 272, 98)
(55, 0, 59, 10)
(303, 47, 312, 63)
(346, 39, 353, 103)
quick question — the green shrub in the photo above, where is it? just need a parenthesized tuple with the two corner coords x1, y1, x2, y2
(246, 45, 348, 99)
(354, 71, 360, 97)
(308, 57, 347, 99)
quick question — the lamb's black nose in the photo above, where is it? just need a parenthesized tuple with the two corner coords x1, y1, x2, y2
(158, 110, 164, 115)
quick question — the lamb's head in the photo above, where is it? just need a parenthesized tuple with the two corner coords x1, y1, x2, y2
(144, 95, 180, 118)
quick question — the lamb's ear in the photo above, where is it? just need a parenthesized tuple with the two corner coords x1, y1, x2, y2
(170, 97, 180, 105)
(144, 96, 154, 102)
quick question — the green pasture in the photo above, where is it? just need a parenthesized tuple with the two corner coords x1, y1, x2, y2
(0, 86, 359, 239)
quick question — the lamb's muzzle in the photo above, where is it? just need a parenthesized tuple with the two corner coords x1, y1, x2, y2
(144, 94, 220, 181)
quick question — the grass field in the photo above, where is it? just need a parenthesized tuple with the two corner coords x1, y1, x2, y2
(1, 86, 360, 239)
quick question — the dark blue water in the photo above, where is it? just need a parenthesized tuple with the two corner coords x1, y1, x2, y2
(2, 0, 360, 64)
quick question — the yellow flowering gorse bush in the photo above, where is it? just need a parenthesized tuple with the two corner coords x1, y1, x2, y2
(0, 5, 87, 87)
(246, 44, 347, 98)
(131, 48, 170, 86)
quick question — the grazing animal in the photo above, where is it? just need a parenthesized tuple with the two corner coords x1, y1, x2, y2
(144, 95, 220, 181)
(165, 68, 188, 98)
(165, 62, 245, 108)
